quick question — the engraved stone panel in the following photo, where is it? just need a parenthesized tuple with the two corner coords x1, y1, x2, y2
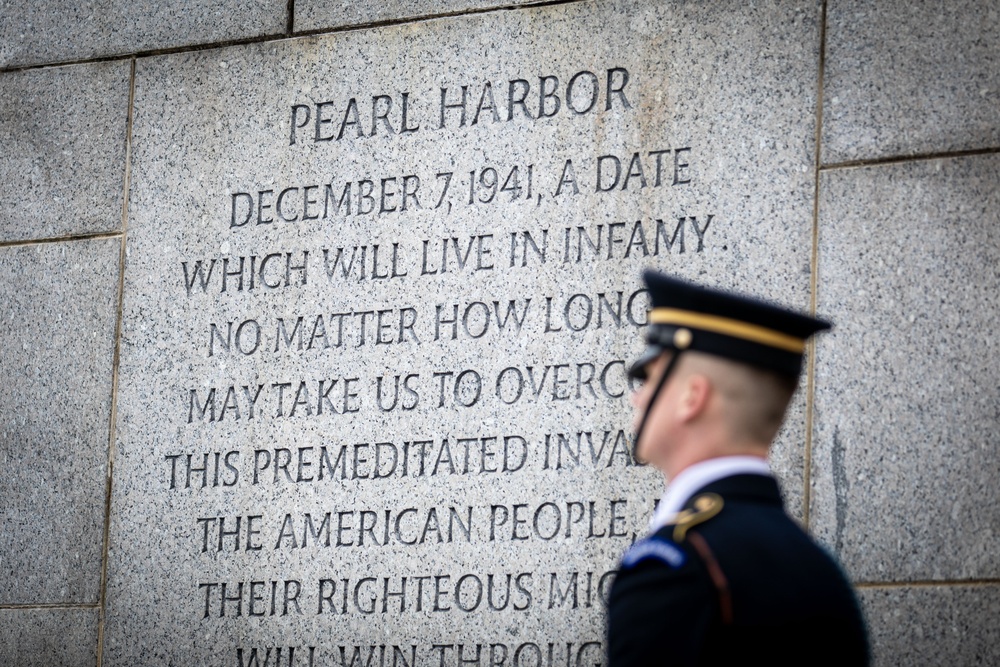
(0, 62, 130, 243)
(0, 0, 286, 69)
(812, 154, 1000, 581)
(823, 0, 1000, 164)
(0, 608, 98, 667)
(105, 1, 821, 662)
(859, 585, 1000, 667)
(294, 0, 527, 34)
(0, 238, 120, 604)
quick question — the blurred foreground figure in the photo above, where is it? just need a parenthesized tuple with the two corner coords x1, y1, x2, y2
(608, 270, 869, 666)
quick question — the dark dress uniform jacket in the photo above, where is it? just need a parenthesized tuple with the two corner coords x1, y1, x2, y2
(608, 474, 869, 666)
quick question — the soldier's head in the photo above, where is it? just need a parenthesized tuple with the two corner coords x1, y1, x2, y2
(628, 271, 830, 478)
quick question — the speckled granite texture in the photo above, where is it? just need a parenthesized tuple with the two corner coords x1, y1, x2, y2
(812, 154, 1000, 582)
(0, 608, 98, 667)
(859, 585, 1000, 667)
(0, 0, 286, 68)
(823, 0, 1000, 163)
(0, 62, 130, 243)
(0, 239, 120, 604)
(104, 1, 822, 662)
(295, 0, 528, 33)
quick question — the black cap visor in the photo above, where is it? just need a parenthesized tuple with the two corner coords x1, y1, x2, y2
(627, 344, 664, 380)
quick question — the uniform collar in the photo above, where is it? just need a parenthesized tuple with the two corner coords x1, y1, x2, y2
(648, 456, 772, 533)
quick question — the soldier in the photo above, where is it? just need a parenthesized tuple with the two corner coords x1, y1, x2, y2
(608, 270, 869, 666)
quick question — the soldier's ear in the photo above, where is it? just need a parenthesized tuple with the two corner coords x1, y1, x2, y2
(677, 373, 712, 424)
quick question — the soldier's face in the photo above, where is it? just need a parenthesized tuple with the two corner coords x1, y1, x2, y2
(630, 352, 677, 469)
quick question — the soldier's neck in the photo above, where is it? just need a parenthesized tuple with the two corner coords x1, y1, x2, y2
(662, 436, 770, 483)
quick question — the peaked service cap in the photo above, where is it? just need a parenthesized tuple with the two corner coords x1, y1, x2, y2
(629, 270, 831, 380)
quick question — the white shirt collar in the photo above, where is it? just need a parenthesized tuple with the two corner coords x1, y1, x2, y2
(648, 456, 772, 533)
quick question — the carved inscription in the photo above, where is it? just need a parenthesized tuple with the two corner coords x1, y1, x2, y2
(144, 57, 726, 664)
(231, 641, 606, 667)
(288, 67, 633, 145)
(165, 429, 636, 491)
(228, 149, 694, 225)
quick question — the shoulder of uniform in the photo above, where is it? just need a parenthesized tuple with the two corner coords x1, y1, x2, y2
(620, 493, 726, 570)
(667, 492, 725, 542)
(620, 534, 688, 569)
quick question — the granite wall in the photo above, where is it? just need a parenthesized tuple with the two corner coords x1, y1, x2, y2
(0, 1, 997, 665)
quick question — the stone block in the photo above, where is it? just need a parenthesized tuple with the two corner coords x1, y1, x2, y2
(105, 1, 822, 661)
(812, 154, 1000, 581)
(0, 608, 98, 667)
(294, 0, 527, 33)
(0, 62, 130, 243)
(0, 0, 287, 68)
(769, 375, 809, 521)
(0, 238, 120, 604)
(823, 0, 1000, 163)
(859, 585, 1000, 667)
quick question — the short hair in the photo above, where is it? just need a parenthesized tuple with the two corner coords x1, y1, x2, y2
(682, 352, 799, 444)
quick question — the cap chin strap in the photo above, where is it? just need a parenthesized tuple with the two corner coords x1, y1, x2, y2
(633, 350, 683, 464)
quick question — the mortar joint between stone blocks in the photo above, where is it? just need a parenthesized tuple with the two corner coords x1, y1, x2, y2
(95, 56, 136, 667)
(0, 603, 101, 610)
(855, 579, 1000, 589)
(287, 0, 586, 38)
(803, 0, 829, 533)
(0, 32, 286, 75)
(820, 146, 1000, 172)
(0, 231, 123, 249)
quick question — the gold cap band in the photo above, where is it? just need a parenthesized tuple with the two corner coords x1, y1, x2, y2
(649, 308, 806, 354)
